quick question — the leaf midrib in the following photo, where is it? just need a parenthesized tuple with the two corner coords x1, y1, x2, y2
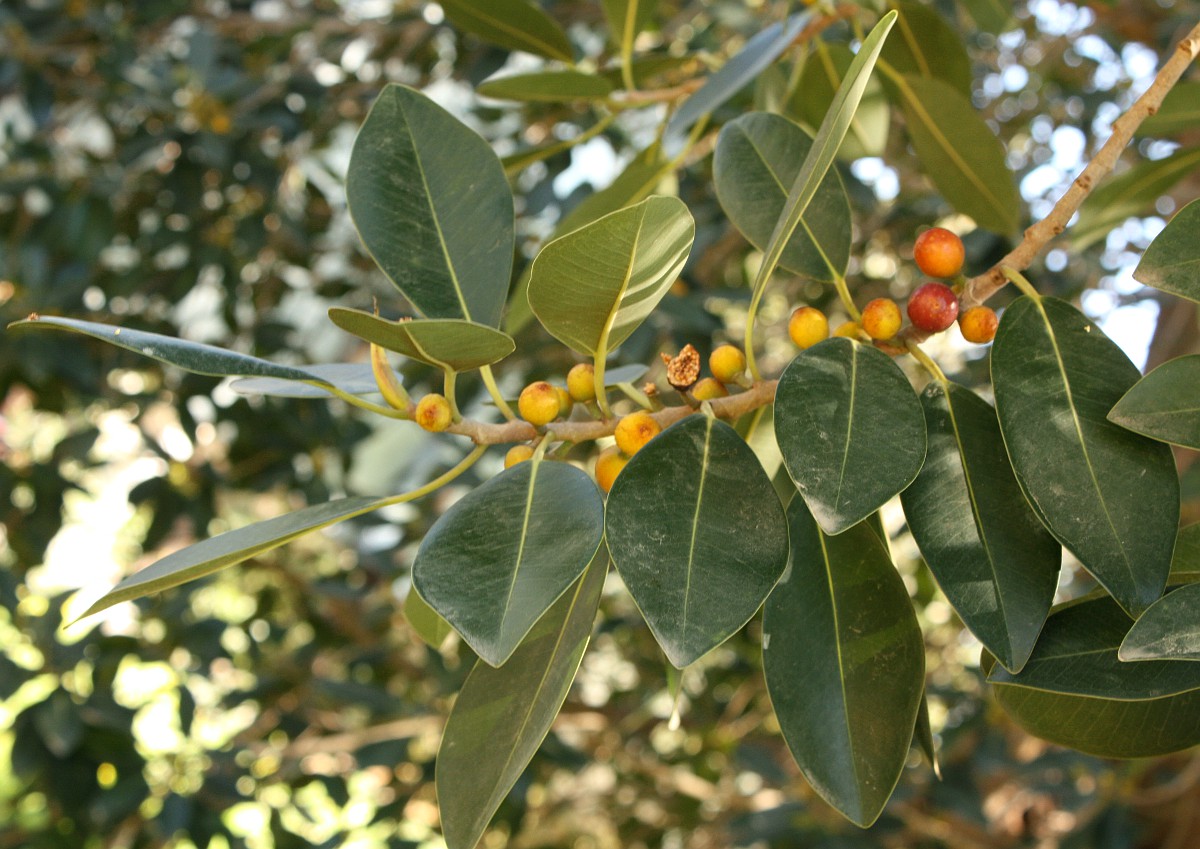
(498, 458, 544, 649)
(443, 0, 568, 61)
(833, 343, 859, 512)
(680, 418, 713, 651)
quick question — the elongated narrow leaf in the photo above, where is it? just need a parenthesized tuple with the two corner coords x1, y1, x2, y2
(605, 415, 789, 668)
(881, 2, 972, 95)
(1108, 355, 1200, 449)
(666, 12, 813, 143)
(527, 195, 694, 358)
(1134, 197, 1200, 303)
(764, 500, 924, 827)
(413, 458, 604, 667)
(1073, 147, 1200, 251)
(774, 337, 926, 535)
(439, 0, 573, 62)
(1119, 583, 1200, 661)
(437, 556, 605, 849)
(1138, 82, 1200, 137)
(404, 588, 455, 649)
(327, 309, 514, 372)
(894, 74, 1018, 233)
(478, 70, 613, 103)
(79, 496, 397, 619)
(992, 295, 1179, 616)
(714, 113, 851, 281)
(901, 382, 1060, 672)
(231, 363, 399, 399)
(347, 84, 513, 328)
(787, 44, 889, 160)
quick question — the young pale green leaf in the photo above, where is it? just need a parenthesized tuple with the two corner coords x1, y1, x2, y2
(527, 195, 694, 358)
(1120, 583, 1200, 662)
(774, 337, 927, 536)
(1073, 147, 1200, 251)
(956, 0, 1015, 33)
(1137, 82, 1200, 137)
(1108, 355, 1200, 449)
(477, 70, 613, 103)
(437, 556, 605, 849)
(787, 44, 889, 160)
(412, 457, 604, 667)
(1134, 197, 1200, 303)
(347, 84, 513, 328)
(880, 1, 972, 95)
(327, 309, 515, 373)
(713, 113, 851, 281)
(900, 382, 1060, 673)
(231, 363, 398, 399)
(666, 11, 813, 142)
(404, 588, 455, 650)
(893, 74, 1019, 234)
(992, 295, 1179, 617)
(763, 500, 924, 827)
(438, 0, 573, 62)
(605, 415, 790, 668)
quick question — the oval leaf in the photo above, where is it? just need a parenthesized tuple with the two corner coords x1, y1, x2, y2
(438, 0, 573, 62)
(478, 70, 613, 103)
(527, 195, 694, 358)
(893, 74, 1019, 233)
(605, 415, 790, 668)
(763, 500, 925, 827)
(786, 44, 890, 160)
(231, 363, 398, 399)
(881, 2, 972, 95)
(1120, 583, 1200, 662)
(714, 112, 852, 281)
(774, 337, 927, 535)
(404, 588, 455, 650)
(1073, 147, 1200, 251)
(347, 84, 513, 328)
(437, 556, 605, 849)
(1134, 197, 1200, 303)
(413, 457, 604, 667)
(1108, 354, 1200, 449)
(992, 295, 1179, 616)
(900, 382, 1060, 673)
(327, 309, 514, 372)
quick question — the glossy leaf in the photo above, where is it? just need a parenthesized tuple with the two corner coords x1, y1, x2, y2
(437, 556, 605, 849)
(347, 84, 512, 327)
(404, 588, 455, 650)
(893, 74, 1018, 234)
(900, 382, 1060, 672)
(763, 501, 924, 827)
(231, 363, 398, 399)
(992, 295, 1179, 616)
(438, 0, 573, 62)
(714, 112, 852, 281)
(327, 309, 515, 372)
(1138, 82, 1200, 137)
(774, 337, 927, 535)
(1108, 355, 1200, 449)
(605, 415, 790, 668)
(1120, 583, 1200, 661)
(881, 1, 972, 95)
(412, 457, 604, 667)
(1073, 147, 1200, 251)
(1134, 197, 1200, 303)
(527, 195, 694, 358)
(478, 70, 613, 103)
(787, 44, 889, 160)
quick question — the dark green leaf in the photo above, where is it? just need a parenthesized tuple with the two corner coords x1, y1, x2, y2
(1108, 355, 1200, 449)
(438, 557, 605, 849)
(231, 363, 396, 399)
(763, 501, 924, 827)
(478, 70, 613, 103)
(1120, 583, 1200, 661)
(413, 458, 604, 667)
(438, 0, 573, 62)
(1138, 82, 1200, 137)
(900, 382, 1060, 672)
(714, 112, 852, 281)
(1173, 524, 1200, 574)
(787, 44, 889, 160)
(404, 588, 455, 649)
(327, 309, 514, 372)
(1134, 197, 1200, 303)
(347, 84, 513, 327)
(605, 415, 790, 668)
(881, 2, 972, 95)
(893, 74, 1019, 233)
(1073, 147, 1200, 251)
(914, 695, 939, 777)
(992, 295, 1179, 616)
(774, 337, 927, 535)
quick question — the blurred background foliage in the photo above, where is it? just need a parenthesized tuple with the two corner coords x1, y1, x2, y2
(2, 0, 1200, 846)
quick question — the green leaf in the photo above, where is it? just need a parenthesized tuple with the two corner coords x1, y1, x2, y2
(437, 556, 605, 849)
(347, 84, 513, 328)
(438, 0, 573, 62)
(914, 694, 939, 777)
(786, 44, 890, 160)
(1119, 583, 1200, 662)
(477, 70, 613, 103)
(1073, 147, 1200, 251)
(992, 295, 1179, 616)
(404, 588, 455, 650)
(892, 74, 1019, 233)
(881, 1, 972, 95)
(1173, 524, 1200, 574)
(412, 457, 604, 667)
(231, 363, 398, 399)
(713, 112, 852, 281)
(666, 11, 814, 142)
(956, 0, 1015, 33)
(1134, 197, 1200, 303)
(602, 0, 659, 46)
(763, 501, 924, 827)
(1108, 355, 1200, 449)
(605, 415, 790, 668)
(327, 309, 514, 373)
(527, 195, 694, 359)
(900, 382, 1060, 673)
(774, 337, 927, 535)
(1137, 82, 1200, 137)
